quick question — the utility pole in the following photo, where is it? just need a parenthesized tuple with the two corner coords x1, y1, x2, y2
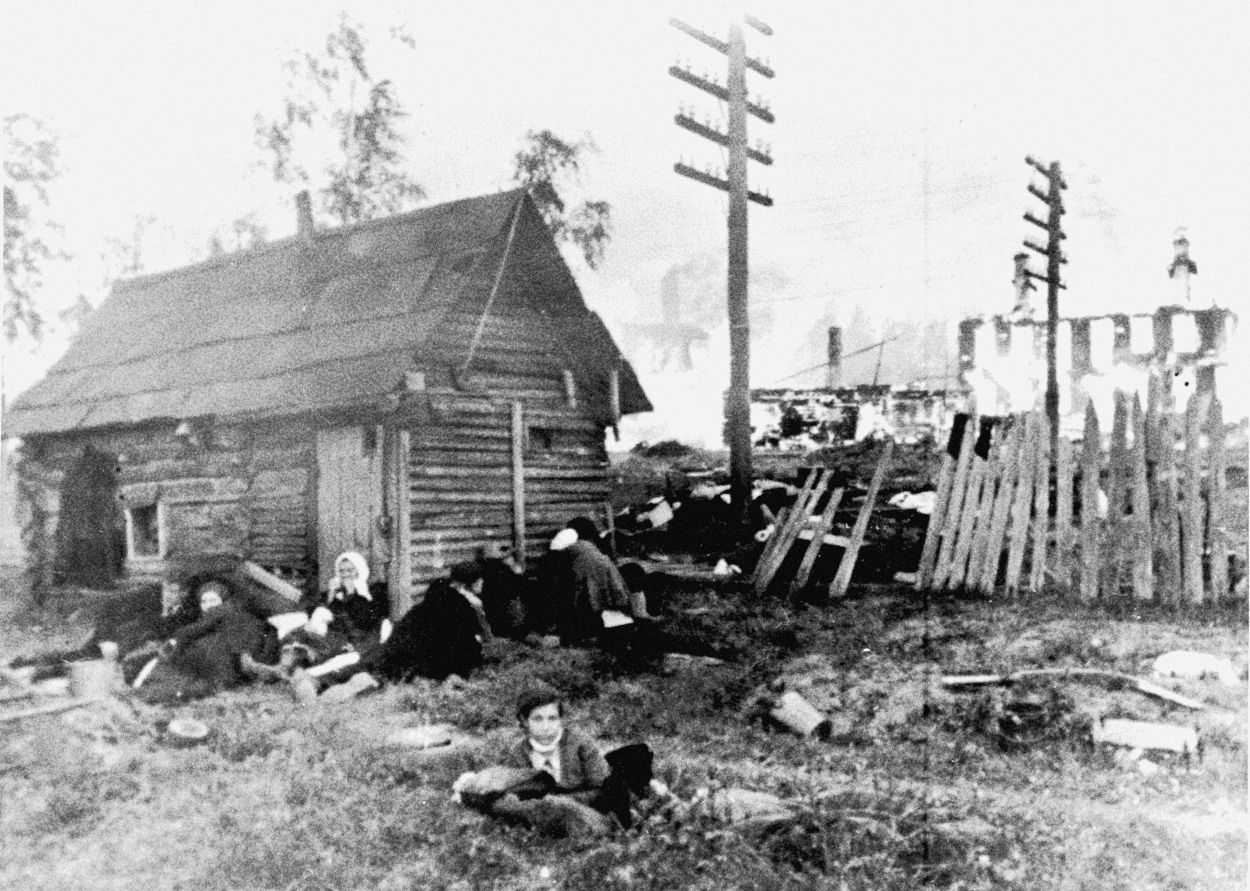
(1023, 156, 1067, 449)
(670, 13, 774, 533)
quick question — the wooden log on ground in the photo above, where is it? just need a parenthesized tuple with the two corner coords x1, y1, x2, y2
(1053, 434, 1075, 591)
(0, 698, 93, 724)
(1128, 393, 1154, 601)
(932, 415, 979, 589)
(830, 441, 894, 598)
(790, 487, 845, 594)
(1026, 413, 1052, 594)
(915, 414, 968, 590)
(1091, 719, 1199, 754)
(1078, 402, 1102, 601)
(940, 667, 1205, 710)
(1207, 398, 1229, 602)
(1005, 413, 1039, 596)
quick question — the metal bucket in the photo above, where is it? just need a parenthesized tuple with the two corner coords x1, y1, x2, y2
(67, 659, 119, 699)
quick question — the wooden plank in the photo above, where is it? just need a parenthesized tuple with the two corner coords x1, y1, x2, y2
(1128, 393, 1154, 600)
(1207, 398, 1229, 602)
(754, 469, 829, 595)
(953, 429, 1000, 591)
(1147, 378, 1181, 603)
(1026, 412, 1052, 594)
(975, 421, 1022, 594)
(1004, 413, 1038, 595)
(1091, 718, 1199, 755)
(915, 414, 967, 589)
(752, 469, 819, 585)
(790, 487, 845, 593)
(1101, 391, 1130, 596)
(931, 414, 978, 590)
(944, 432, 991, 591)
(1181, 391, 1207, 603)
(830, 441, 894, 598)
(511, 400, 527, 568)
(393, 428, 414, 617)
(1078, 401, 1102, 601)
(1053, 434, 1075, 591)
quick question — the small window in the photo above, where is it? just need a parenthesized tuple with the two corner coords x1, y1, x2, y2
(528, 427, 555, 451)
(127, 504, 163, 559)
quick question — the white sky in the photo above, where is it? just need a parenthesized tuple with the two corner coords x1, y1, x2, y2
(3, 1, 1248, 439)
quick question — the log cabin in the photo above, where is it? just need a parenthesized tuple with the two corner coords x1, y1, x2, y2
(4, 189, 651, 615)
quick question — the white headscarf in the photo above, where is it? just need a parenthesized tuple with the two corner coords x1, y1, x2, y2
(328, 551, 372, 602)
(549, 529, 579, 552)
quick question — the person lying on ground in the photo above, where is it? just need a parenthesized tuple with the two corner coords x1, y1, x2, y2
(135, 581, 278, 703)
(454, 685, 653, 831)
(245, 560, 491, 703)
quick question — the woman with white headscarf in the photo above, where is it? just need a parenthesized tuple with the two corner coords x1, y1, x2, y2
(322, 551, 390, 645)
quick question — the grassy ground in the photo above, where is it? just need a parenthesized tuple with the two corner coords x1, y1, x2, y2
(1, 567, 1245, 890)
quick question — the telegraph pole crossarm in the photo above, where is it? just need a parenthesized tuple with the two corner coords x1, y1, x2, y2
(670, 13, 774, 535)
(1023, 155, 1069, 453)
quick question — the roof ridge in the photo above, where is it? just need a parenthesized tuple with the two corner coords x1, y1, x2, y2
(114, 188, 527, 291)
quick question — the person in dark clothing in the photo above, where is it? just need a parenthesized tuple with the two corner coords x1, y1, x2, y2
(475, 543, 528, 639)
(546, 529, 652, 645)
(278, 561, 491, 702)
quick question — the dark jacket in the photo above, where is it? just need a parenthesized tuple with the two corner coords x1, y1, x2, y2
(311, 583, 389, 645)
(366, 579, 483, 682)
(558, 541, 633, 642)
(169, 602, 269, 689)
(505, 727, 610, 792)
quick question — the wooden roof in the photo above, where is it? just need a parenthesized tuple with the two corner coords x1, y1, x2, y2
(7, 190, 650, 436)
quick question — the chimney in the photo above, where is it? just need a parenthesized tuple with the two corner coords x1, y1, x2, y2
(1167, 227, 1197, 305)
(295, 190, 315, 242)
(1011, 252, 1037, 319)
(826, 326, 842, 389)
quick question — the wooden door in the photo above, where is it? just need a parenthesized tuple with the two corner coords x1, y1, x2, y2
(316, 425, 385, 585)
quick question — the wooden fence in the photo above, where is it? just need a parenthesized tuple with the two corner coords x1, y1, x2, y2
(915, 382, 1237, 603)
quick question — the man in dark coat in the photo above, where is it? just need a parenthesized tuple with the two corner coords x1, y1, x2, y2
(547, 529, 651, 645)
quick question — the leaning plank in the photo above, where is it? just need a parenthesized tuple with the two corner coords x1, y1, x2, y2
(958, 429, 1004, 591)
(0, 698, 93, 725)
(915, 414, 968, 589)
(940, 668, 1205, 710)
(790, 488, 845, 594)
(753, 469, 820, 584)
(829, 441, 894, 598)
(1078, 402, 1102, 601)
(1091, 719, 1199, 755)
(1052, 434, 1075, 590)
(1207, 399, 1229, 602)
(241, 561, 304, 603)
(1128, 393, 1154, 600)
(1004, 413, 1039, 595)
(1148, 377, 1182, 603)
(945, 442, 990, 591)
(931, 414, 979, 589)
(975, 421, 1022, 594)
(754, 470, 830, 595)
(1026, 413, 1052, 594)
(1102, 392, 1130, 596)
(1181, 392, 1208, 603)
